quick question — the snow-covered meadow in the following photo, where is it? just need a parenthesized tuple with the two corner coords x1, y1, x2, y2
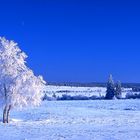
(0, 86, 140, 140)
(44, 85, 132, 99)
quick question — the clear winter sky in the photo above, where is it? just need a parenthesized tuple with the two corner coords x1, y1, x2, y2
(0, 0, 140, 83)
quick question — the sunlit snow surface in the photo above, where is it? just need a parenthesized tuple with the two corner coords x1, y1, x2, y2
(0, 99, 140, 140)
(44, 85, 132, 98)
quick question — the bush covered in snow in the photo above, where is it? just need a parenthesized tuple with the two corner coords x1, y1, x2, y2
(43, 94, 105, 101)
(126, 92, 140, 99)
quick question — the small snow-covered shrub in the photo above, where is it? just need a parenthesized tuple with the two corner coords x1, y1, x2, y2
(57, 94, 89, 100)
(90, 95, 105, 100)
(132, 87, 140, 92)
(43, 94, 57, 101)
(56, 94, 104, 101)
(56, 90, 71, 93)
(125, 92, 140, 99)
(72, 95, 89, 100)
(43, 95, 56, 101)
(59, 94, 72, 100)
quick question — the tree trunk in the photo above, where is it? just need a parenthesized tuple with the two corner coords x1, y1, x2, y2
(6, 105, 11, 123)
(3, 105, 11, 123)
(3, 84, 8, 123)
(3, 106, 8, 123)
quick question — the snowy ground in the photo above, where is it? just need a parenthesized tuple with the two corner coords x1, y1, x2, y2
(44, 85, 132, 98)
(0, 99, 140, 140)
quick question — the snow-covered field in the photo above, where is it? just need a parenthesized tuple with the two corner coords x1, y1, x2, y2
(0, 99, 140, 140)
(44, 85, 132, 98)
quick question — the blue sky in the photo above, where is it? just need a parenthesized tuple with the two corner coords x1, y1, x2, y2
(0, 0, 140, 83)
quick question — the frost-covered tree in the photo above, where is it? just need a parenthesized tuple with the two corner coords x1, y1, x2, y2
(0, 37, 46, 123)
(115, 81, 122, 99)
(105, 74, 115, 99)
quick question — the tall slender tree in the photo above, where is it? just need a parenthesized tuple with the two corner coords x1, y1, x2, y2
(105, 74, 115, 99)
(115, 81, 122, 99)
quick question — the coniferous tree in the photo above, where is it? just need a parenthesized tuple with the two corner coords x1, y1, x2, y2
(115, 81, 122, 99)
(105, 74, 115, 99)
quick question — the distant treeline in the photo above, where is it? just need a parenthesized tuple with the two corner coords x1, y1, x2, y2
(47, 82, 140, 89)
